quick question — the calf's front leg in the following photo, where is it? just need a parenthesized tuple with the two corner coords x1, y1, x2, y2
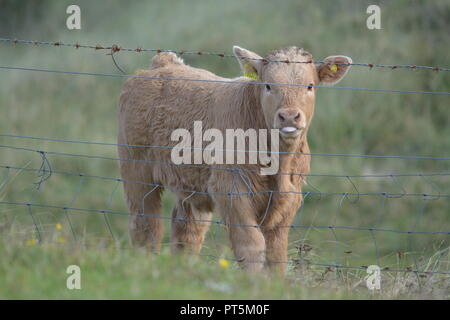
(262, 196, 301, 275)
(262, 226, 291, 275)
(213, 195, 266, 272)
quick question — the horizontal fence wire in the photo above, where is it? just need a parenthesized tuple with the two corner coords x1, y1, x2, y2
(2, 133, 450, 160)
(1, 37, 450, 72)
(2, 162, 450, 179)
(22, 239, 450, 276)
(0, 143, 449, 199)
(3, 199, 449, 235)
(1, 38, 449, 277)
(1, 65, 450, 95)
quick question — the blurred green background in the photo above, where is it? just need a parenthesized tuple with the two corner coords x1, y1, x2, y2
(0, 0, 449, 298)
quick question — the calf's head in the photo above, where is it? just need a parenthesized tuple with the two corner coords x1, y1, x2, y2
(233, 46, 352, 147)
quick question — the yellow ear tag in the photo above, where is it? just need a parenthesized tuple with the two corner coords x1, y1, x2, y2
(330, 64, 338, 73)
(243, 64, 259, 80)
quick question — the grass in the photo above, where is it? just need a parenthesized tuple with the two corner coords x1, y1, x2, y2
(0, 241, 354, 300)
(0, 0, 449, 299)
(0, 237, 448, 299)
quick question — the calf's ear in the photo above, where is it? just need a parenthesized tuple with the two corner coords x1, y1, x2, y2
(316, 55, 352, 85)
(233, 46, 263, 80)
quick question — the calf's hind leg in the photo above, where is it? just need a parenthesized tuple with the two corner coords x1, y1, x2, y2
(127, 185, 164, 252)
(119, 155, 164, 252)
(171, 198, 212, 254)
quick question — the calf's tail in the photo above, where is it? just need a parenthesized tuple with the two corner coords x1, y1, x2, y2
(150, 52, 185, 69)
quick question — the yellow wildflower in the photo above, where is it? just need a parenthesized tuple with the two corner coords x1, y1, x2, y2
(55, 223, 62, 230)
(25, 239, 37, 246)
(218, 258, 230, 268)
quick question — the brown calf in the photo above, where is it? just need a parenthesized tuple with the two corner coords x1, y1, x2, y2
(118, 46, 351, 274)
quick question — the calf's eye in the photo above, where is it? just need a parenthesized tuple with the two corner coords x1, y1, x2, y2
(307, 84, 313, 91)
(265, 84, 271, 91)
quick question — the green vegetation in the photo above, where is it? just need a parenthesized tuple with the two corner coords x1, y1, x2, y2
(0, 0, 449, 299)
(0, 243, 353, 299)
(1, 241, 448, 299)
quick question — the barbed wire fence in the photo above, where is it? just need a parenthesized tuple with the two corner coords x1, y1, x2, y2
(0, 37, 449, 280)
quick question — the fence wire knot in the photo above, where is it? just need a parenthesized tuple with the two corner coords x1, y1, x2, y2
(34, 150, 52, 190)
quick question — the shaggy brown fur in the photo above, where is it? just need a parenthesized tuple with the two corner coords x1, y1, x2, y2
(118, 46, 351, 275)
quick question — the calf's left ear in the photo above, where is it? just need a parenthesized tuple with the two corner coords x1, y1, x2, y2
(316, 56, 352, 85)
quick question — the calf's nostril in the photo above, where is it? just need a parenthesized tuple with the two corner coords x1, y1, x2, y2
(294, 112, 301, 120)
(278, 113, 286, 121)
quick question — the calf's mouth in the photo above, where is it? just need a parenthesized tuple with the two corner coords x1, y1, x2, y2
(279, 126, 303, 139)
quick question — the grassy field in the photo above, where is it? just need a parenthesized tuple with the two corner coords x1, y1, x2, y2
(0, 0, 449, 299)
(1, 240, 448, 299)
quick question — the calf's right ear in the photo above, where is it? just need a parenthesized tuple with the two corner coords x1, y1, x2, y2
(233, 46, 263, 80)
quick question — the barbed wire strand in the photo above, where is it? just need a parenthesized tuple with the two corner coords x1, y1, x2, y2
(1, 37, 449, 72)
